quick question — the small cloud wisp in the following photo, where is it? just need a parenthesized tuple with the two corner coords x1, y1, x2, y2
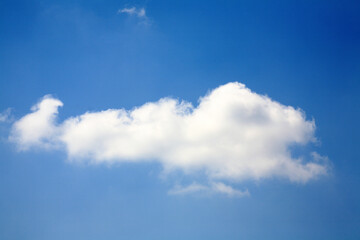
(0, 108, 12, 123)
(118, 7, 146, 18)
(168, 182, 250, 198)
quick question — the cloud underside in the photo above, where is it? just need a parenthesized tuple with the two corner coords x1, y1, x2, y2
(10, 82, 328, 196)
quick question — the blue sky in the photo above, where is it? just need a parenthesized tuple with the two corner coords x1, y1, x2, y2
(0, 0, 359, 239)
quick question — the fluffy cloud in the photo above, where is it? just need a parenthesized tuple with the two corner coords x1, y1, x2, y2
(10, 82, 329, 194)
(10, 95, 63, 150)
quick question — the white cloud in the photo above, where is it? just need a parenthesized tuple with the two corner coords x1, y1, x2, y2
(118, 7, 147, 18)
(10, 95, 63, 150)
(10, 82, 329, 191)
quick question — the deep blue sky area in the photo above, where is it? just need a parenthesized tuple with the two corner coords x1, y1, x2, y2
(1, 0, 360, 239)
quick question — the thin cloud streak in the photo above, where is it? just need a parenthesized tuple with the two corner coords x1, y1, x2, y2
(168, 182, 250, 198)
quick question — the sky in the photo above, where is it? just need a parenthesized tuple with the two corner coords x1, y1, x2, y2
(0, 0, 360, 239)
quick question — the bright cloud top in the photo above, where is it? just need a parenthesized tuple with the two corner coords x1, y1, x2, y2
(10, 82, 328, 191)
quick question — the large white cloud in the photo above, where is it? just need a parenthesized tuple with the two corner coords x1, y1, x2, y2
(10, 82, 328, 194)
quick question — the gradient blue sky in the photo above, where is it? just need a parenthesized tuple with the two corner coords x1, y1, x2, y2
(1, 0, 360, 239)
